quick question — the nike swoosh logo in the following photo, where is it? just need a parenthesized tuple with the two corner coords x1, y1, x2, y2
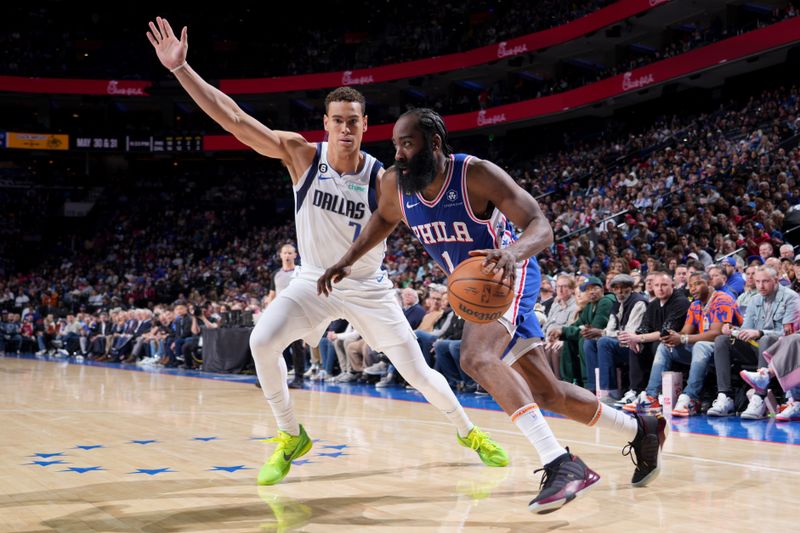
(406, 201, 420, 208)
(283, 451, 293, 462)
(319, 176, 333, 180)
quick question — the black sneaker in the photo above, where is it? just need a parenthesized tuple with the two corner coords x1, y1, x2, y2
(623, 413, 669, 487)
(528, 448, 601, 514)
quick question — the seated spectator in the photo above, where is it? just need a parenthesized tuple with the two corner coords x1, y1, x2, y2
(312, 319, 348, 382)
(721, 257, 745, 297)
(737, 265, 759, 315)
(617, 272, 691, 410)
(542, 274, 577, 380)
(635, 271, 742, 416)
(433, 314, 469, 391)
(710, 266, 798, 417)
(586, 273, 648, 400)
(415, 296, 454, 368)
(547, 276, 614, 386)
(708, 265, 735, 299)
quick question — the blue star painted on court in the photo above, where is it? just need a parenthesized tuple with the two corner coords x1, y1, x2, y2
(209, 465, 253, 473)
(28, 460, 68, 467)
(317, 451, 348, 458)
(74, 445, 104, 451)
(250, 436, 272, 440)
(129, 440, 158, 445)
(291, 459, 314, 466)
(320, 444, 349, 450)
(192, 436, 219, 442)
(62, 466, 104, 474)
(32, 452, 65, 458)
(128, 468, 174, 476)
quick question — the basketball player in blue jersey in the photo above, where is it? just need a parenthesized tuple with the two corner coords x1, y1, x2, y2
(147, 17, 508, 487)
(319, 108, 669, 513)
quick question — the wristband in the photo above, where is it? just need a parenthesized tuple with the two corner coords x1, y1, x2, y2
(170, 62, 187, 73)
(680, 334, 688, 345)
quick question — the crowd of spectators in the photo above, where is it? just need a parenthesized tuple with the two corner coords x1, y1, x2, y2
(0, 1, 611, 79)
(3, 24, 800, 421)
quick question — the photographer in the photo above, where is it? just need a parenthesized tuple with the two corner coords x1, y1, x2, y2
(180, 302, 218, 370)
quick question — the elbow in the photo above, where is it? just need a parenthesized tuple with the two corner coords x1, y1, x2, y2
(540, 223, 554, 248)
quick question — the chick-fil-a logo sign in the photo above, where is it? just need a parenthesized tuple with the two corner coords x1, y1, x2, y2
(341, 71, 374, 85)
(477, 110, 507, 126)
(622, 71, 655, 91)
(497, 41, 529, 59)
(106, 80, 146, 96)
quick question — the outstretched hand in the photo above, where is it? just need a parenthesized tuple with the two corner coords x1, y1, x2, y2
(146, 16, 187, 71)
(317, 262, 352, 296)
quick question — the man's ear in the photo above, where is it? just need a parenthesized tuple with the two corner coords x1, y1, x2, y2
(429, 132, 443, 154)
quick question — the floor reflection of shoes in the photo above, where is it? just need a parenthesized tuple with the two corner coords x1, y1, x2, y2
(257, 487, 313, 532)
(456, 467, 510, 502)
(704, 416, 733, 438)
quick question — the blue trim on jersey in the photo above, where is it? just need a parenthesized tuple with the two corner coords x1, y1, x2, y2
(295, 143, 322, 213)
(367, 160, 383, 213)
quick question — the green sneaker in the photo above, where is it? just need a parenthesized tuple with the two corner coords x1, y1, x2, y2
(257, 425, 312, 486)
(457, 426, 509, 467)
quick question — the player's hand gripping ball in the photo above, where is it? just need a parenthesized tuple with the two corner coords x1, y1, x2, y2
(448, 257, 515, 324)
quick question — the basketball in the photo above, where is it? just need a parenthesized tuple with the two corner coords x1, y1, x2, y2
(448, 256, 515, 324)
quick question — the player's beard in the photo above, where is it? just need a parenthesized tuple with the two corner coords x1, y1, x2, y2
(396, 143, 437, 194)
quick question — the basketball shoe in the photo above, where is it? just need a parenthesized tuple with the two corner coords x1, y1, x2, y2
(456, 426, 509, 467)
(528, 448, 600, 514)
(623, 391, 661, 414)
(671, 394, 699, 417)
(776, 400, 800, 422)
(623, 413, 669, 487)
(257, 425, 312, 485)
(739, 368, 770, 394)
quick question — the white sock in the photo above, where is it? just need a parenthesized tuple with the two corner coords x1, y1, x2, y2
(588, 401, 638, 443)
(264, 358, 300, 436)
(511, 403, 567, 465)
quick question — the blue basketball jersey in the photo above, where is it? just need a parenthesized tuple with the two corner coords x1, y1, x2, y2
(399, 153, 544, 341)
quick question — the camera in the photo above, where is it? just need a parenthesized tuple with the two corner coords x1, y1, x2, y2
(192, 305, 203, 317)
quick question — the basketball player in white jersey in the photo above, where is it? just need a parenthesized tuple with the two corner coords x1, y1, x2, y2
(147, 16, 508, 486)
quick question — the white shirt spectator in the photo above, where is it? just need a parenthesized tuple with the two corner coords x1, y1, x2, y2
(15, 293, 29, 309)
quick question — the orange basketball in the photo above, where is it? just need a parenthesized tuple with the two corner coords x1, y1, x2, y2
(447, 256, 515, 324)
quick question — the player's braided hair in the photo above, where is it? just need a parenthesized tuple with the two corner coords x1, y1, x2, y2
(401, 108, 453, 156)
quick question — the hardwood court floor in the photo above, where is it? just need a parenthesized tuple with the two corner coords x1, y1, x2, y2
(0, 355, 797, 532)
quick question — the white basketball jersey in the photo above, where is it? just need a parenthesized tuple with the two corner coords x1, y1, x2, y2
(293, 142, 385, 279)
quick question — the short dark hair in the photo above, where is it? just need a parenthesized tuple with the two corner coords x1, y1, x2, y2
(399, 108, 454, 156)
(325, 87, 366, 114)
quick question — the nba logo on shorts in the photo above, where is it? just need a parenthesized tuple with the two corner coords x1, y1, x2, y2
(319, 163, 328, 173)
(447, 189, 458, 201)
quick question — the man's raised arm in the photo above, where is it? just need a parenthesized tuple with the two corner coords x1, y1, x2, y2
(146, 16, 312, 179)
